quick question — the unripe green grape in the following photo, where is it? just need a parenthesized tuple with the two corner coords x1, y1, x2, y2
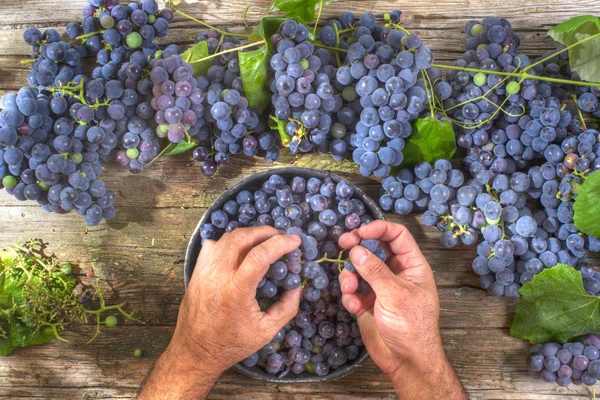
(127, 148, 140, 159)
(300, 59, 309, 70)
(2, 176, 17, 189)
(506, 81, 521, 95)
(148, 15, 156, 24)
(126, 32, 142, 49)
(471, 24, 485, 36)
(72, 153, 83, 164)
(60, 262, 72, 275)
(105, 315, 118, 327)
(38, 181, 50, 191)
(134, 349, 143, 357)
(474, 72, 488, 87)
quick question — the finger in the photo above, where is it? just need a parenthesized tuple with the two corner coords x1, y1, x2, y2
(339, 230, 361, 249)
(357, 221, 429, 273)
(341, 291, 376, 315)
(236, 234, 302, 290)
(219, 225, 282, 256)
(261, 288, 302, 336)
(349, 245, 397, 296)
(339, 269, 359, 294)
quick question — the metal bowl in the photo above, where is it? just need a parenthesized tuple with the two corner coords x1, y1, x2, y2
(184, 167, 385, 383)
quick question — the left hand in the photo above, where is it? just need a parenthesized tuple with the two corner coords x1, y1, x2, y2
(168, 226, 303, 375)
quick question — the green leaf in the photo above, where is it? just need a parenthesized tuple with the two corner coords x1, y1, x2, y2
(0, 317, 56, 356)
(268, 115, 292, 147)
(163, 139, 199, 156)
(239, 44, 270, 110)
(250, 17, 287, 54)
(548, 16, 600, 83)
(574, 170, 600, 237)
(268, 0, 334, 24)
(398, 117, 456, 168)
(181, 41, 212, 77)
(510, 264, 600, 344)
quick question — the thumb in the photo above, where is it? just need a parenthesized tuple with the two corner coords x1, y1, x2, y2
(260, 287, 302, 336)
(350, 245, 398, 298)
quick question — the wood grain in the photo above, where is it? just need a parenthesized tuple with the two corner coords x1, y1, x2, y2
(1, 0, 600, 399)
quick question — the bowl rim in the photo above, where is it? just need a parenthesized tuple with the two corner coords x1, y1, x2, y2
(184, 167, 385, 383)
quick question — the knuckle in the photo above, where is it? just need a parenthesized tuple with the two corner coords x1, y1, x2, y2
(247, 245, 271, 266)
(364, 256, 389, 279)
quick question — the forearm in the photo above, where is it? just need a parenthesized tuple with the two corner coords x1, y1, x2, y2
(138, 345, 222, 400)
(390, 352, 466, 400)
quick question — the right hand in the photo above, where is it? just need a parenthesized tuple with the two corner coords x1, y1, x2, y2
(339, 221, 465, 398)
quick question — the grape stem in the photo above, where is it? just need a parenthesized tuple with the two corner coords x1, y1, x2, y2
(20, 59, 36, 65)
(573, 95, 588, 130)
(431, 63, 600, 88)
(312, 42, 348, 53)
(188, 40, 266, 64)
(145, 142, 174, 167)
(521, 32, 600, 73)
(333, 24, 342, 67)
(242, 6, 252, 33)
(313, 0, 324, 36)
(76, 30, 105, 43)
(169, 5, 249, 38)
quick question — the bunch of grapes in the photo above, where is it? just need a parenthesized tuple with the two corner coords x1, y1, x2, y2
(339, 15, 435, 178)
(528, 334, 600, 386)
(67, 0, 172, 79)
(23, 28, 87, 89)
(0, 88, 116, 226)
(200, 174, 384, 377)
(269, 20, 348, 157)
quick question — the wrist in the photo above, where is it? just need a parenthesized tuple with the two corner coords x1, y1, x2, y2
(388, 345, 464, 400)
(162, 340, 225, 380)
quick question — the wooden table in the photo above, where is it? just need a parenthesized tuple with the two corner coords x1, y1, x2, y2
(1, 1, 600, 398)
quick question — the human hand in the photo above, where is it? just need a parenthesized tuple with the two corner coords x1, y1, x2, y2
(139, 226, 302, 399)
(338, 221, 465, 399)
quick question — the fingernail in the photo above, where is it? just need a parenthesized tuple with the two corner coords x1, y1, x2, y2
(348, 300, 357, 313)
(351, 246, 368, 266)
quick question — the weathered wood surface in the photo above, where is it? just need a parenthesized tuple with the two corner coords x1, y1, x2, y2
(1, 0, 600, 399)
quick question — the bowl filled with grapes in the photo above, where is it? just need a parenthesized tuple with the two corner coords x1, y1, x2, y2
(184, 167, 386, 382)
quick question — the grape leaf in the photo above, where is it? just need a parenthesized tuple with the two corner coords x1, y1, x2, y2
(510, 264, 600, 344)
(268, 0, 337, 24)
(0, 317, 56, 356)
(163, 139, 199, 156)
(268, 115, 292, 147)
(0, 257, 59, 356)
(181, 41, 212, 77)
(250, 16, 288, 54)
(548, 16, 600, 83)
(398, 117, 456, 168)
(573, 170, 600, 237)
(239, 44, 270, 110)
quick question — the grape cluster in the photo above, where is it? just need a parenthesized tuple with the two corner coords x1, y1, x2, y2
(200, 174, 380, 377)
(69, 0, 172, 78)
(347, 30, 435, 178)
(0, 88, 116, 226)
(23, 28, 87, 89)
(269, 20, 347, 157)
(528, 334, 600, 386)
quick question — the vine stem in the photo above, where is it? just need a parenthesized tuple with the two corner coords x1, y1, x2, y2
(76, 30, 104, 42)
(430, 63, 600, 88)
(189, 40, 266, 64)
(242, 5, 252, 33)
(145, 142, 174, 167)
(522, 32, 600, 73)
(313, 42, 348, 53)
(20, 59, 35, 65)
(313, 0, 324, 36)
(170, 6, 249, 38)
